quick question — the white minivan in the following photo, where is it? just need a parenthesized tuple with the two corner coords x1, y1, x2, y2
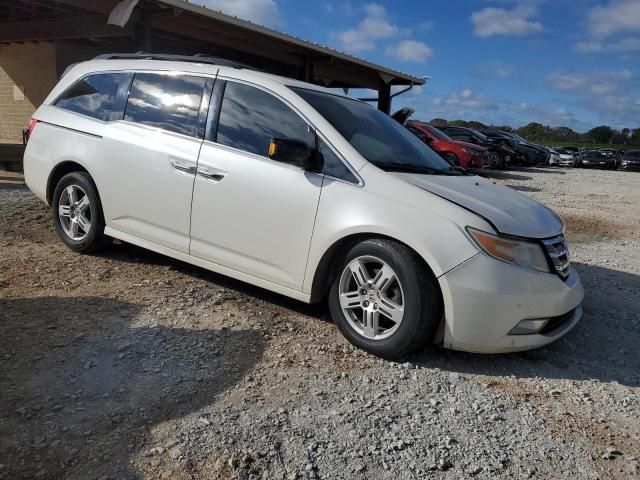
(23, 55, 584, 358)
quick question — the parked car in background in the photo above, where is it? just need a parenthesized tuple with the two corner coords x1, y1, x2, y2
(407, 121, 486, 170)
(620, 150, 640, 170)
(599, 149, 622, 168)
(548, 148, 561, 166)
(497, 131, 550, 165)
(439, 126, 514, 169)
(559, 146, 583, 166)
(581, 150, 615, 169)
(556, 148, 577, 167)
(23, 54, 584, 358)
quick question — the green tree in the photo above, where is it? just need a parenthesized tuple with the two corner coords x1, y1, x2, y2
(429, 118, 448, 127)
(586, 125, 614, 144)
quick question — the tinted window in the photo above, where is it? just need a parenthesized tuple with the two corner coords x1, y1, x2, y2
(292, 88, 450, 171)
(125, 73, 206, 137)
(216, 82, 314, 156)
(319, 137, 357, 183)
(55, 73, 131, 121)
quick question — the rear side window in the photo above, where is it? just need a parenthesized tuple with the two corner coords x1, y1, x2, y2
(216, 81, 314, 156)
(55, 72, 131, 121)
(124, 73, 206, 137)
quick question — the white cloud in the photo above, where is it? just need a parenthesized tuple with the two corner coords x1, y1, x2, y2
(548, 70, 632, 95)
(547, 69, 639, 127)
(587, 0, 640, 38)
(201, 0, 282, 27)
(471, 5, 543, 38)
(334, 3, 398, 52)
(385, 40, 434, 63)
(576, 37, 640, 53)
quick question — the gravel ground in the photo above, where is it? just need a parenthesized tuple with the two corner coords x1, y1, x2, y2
(1, 166, 639, 480)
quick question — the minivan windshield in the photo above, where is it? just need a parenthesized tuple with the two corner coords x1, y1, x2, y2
(291, 87, 457, 174)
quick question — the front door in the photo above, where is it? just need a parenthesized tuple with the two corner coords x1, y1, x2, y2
(189, 80, 323, 290)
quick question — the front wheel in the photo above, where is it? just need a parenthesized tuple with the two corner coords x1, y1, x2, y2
(328, 239, 443, 358)
(443, 152, 459, 166)
(52, 171, 109, 253)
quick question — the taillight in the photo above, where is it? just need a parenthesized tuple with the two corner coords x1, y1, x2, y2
(23, 118, 37, 145)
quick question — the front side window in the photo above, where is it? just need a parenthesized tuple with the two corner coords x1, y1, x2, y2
(55, 72, 132, 121)
(292, 87, 452, 173)
(216, 81, 314, 156)
(124, 73, 206, 137)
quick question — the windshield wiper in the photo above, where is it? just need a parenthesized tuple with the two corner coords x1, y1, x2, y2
(375, 162, 467, 176)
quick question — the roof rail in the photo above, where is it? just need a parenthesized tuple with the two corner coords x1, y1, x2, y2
(93, 53, 253, 69)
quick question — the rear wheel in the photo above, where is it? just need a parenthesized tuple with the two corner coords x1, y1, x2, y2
(328, 239, 443, 358)
(52, 172, 109, 253)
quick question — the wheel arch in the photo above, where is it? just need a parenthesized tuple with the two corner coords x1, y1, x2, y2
(46, 160, 92, 204)
(308, 232, 442, 304)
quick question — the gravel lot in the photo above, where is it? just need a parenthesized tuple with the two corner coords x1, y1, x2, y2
(1, 166, 639, 480)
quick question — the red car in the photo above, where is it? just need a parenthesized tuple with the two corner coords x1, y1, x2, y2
(407, 121, 486, 169)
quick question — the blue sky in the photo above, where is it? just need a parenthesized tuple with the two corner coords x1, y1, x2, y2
(202, 0, 640, 132)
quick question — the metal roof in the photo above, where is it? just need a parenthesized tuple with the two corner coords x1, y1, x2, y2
(156, 0, 425, 87)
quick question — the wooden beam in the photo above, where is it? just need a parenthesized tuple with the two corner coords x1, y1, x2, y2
(52, 0, 117, 16)
(0, 15, 135, 43)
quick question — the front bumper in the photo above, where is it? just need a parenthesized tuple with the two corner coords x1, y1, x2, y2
(438, 253, 584, 353)
(582, 160, 609, 167)
(621, 161, 640, 170)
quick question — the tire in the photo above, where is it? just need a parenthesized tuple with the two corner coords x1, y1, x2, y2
(328, 239, 443, 358)
(52, 171, 109, 253)
(443, 152, 459, 166)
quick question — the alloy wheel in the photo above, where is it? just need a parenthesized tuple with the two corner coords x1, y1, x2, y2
(338, 255, 405, 340)
(58, 185, 91, 241)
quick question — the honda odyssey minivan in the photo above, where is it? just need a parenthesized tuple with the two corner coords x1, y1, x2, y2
(23, 54, 584, 358)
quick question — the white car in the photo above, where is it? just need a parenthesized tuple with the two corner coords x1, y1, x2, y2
(548, 149, 561, 166)
(23, 55, 584, 357)
(556, 149, 577, 167)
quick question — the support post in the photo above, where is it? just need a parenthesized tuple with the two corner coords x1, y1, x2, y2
(377, 81, 391, 114)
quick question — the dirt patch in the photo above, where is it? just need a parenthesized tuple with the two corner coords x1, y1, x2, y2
(561, 212, 639, 241)
(483, 379, 640, 479)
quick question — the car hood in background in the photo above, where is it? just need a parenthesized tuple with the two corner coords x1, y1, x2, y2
(393, 173, 564, 239)
(451, 140, 486, 152)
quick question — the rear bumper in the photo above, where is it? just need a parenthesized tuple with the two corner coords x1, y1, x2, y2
(438, 253, 584, 353)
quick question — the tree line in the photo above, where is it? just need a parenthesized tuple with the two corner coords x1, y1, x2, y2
(428, 119, 640, 146)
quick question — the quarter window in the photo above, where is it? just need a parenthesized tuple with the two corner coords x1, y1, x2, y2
(124, 73, 206, 137)
(55, 72, 131, 121)
(319, 138, 357, 183)
(216, 82, 314, 157)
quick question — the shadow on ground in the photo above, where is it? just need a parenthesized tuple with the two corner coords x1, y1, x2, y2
(410, 262, 640, 387)
(504, 184, 542, 193)
(477, 170, 532, 181)
(0, 296, 266, 480)
(96, 241, 329, 321)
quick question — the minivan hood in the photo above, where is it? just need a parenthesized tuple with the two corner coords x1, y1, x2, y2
(393, 173, 563, 239)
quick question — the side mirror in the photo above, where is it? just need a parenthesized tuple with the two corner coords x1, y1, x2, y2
(269, 138, 320, 171)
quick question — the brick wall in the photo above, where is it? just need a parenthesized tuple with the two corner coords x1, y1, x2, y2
(0, 43, 58, 144)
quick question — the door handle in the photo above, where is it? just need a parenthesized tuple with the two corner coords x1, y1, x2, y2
(170, 158, 197, 174)
(197, 166, 227, 182)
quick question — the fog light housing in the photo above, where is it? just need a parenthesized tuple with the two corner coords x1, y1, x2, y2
(509, 318, 549, 335)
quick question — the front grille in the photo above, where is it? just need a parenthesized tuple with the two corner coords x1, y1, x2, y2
(542, 234, 570, 279)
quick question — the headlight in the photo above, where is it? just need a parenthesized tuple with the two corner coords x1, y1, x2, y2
(467, 228, 550, 273)
(462, 148, 481, 156)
